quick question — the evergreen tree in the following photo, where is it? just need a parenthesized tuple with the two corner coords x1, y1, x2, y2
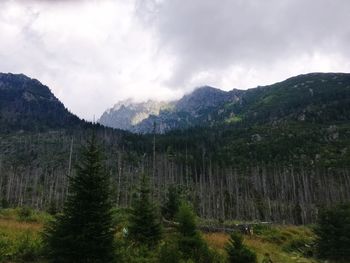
(176, 202, 211, 262)
(162, 184, 181, 220)
(44, 136, 115, 263)
(128, 174, 162, 247)
(315, 203, 350, 261)
(177, 202, 197, 237)
(225, 232, 257, 263)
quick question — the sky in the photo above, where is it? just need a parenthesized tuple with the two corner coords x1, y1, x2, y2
(0, 0, 350, 120)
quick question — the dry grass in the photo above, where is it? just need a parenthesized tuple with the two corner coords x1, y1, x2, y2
(203, 232, 229, 253)
(203, 227, 321, 263)
(0, 218, 43, 232)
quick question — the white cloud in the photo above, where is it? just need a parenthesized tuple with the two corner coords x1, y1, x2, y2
(0, 0, 350, 119)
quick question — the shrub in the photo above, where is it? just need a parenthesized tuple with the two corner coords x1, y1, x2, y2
(158, 241, 181, 263)
(282, 236, 314, 257)
(0, 199, 9, 209)
(176, 202, 217, 262)
(0, 230, 43, 262)
(225, 232, 257, 263)
(15, 231, 43, 261)
(315, 203, 350, 261)
(18, 207, 33, 221)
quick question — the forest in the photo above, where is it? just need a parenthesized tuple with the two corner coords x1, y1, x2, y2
(0, 136, 349, 262)
(1, 72, 350, 262)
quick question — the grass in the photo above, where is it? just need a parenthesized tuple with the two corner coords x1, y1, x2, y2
(0, 208, 323, 263)
(203, 225, 321, 263)
(0, 208, 50, 262)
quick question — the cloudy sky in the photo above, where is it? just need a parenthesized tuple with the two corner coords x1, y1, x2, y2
(1, 0, 350, 119)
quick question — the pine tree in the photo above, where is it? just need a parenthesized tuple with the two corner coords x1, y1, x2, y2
(225, 232, 257, 263)
(162, 184, 181, 220)
(315, 203, 350, 261)
(44, 136, 115, 262)
(177, 202, 197, 237)
(176, 202, 211, 262)
(128, 174, 162, 247)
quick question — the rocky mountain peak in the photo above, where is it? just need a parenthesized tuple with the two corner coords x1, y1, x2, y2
(98, 99, 170, 130)
(0, 72, 81, 132)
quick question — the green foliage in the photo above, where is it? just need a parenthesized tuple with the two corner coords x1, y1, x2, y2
(225, 232, 257, 263)
(177, 202, 197, 237)
(0, 208, 52, 224)
(18, 206, 32, 221)
(158, 240, 181, 263)
(128, 174, 162, 248)
(0, 199, 9, 209)
(315, 203, 350, 261)
(254, 224, 315, 256)
(254, 224, 288, 245)
(282, 237, 314, 257)
(115, 238, 159, 263)
(175, 202, 217, 262)
(43, 136, 116, 262)
(162, 184, 181, 220)
(0, 229, 43, 262)
(47, 202, 59, 216)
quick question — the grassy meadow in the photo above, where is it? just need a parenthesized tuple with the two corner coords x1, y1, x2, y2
(0, 208, 323, 263)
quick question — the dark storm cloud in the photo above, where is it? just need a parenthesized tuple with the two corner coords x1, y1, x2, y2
(137, 0, 350, 87)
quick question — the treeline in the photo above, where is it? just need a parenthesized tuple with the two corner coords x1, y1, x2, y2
(1, 129, 350, 224)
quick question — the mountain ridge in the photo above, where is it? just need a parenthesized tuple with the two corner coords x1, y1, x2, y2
(0, 72, 85, 133)
(98, 72, 350, 133)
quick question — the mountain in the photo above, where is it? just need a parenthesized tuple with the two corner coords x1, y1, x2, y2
(99, 73, 350, 133)
(0, 73, 82, 133)
(98, 99, 170, 131)
(1, 72, 350, 224)
(99, 85, 244, 133)
(223, 72, 350, 125)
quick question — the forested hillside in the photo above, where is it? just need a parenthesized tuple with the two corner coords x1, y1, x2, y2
(99, 73, 350, 133)
(0, 73, 85, 133)
(0, 72, 350, 224)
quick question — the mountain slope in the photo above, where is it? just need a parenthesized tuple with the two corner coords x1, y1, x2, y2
(0, 73, 82, 132)
(99, 73, 350, 133)
(225, 72, 350, 124)
(99, 86, 244, 133)
(1, 72, 350, 224)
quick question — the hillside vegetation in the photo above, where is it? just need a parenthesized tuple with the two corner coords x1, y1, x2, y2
(0, 72, 350, 224)
(0, 208, 321, 263)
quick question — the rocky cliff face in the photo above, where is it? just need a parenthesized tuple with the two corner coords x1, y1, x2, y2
(98, 99, 171, 131)
(99, 86, 244, 133)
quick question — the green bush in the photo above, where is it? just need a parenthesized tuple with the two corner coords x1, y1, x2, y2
(159, 241, 181, 263)
(175, 202, 221, 262)
(254, 224, 287, 244)
(225, 232, 257, 263)
(0, 230, 43, 262)
(18, 207, 33, 221)
(115, 238, 159, 263)
(15, 231, 43, 261)
(282, 237, 314, 257)
(315, 203, 350, 261)
(0, 199, 9, 209)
